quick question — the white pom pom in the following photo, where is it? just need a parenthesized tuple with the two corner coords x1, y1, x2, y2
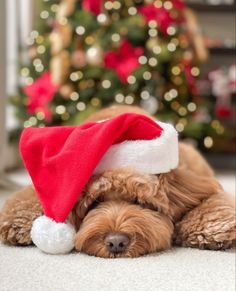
(31, 215, 76, 254)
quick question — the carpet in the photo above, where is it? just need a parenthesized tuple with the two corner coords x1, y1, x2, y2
(0, 171, 235, 291)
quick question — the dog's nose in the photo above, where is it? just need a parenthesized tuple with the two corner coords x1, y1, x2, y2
(105, 232, 130, 254)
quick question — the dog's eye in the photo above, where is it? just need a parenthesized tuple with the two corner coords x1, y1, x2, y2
(87, 201, 99, 212)
(134, 199, 156, 211)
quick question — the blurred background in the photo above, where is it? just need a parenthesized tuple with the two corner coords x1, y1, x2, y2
(0, 0, 235, 189)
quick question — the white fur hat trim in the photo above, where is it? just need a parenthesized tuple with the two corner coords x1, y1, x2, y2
(94, 121, 178, 175)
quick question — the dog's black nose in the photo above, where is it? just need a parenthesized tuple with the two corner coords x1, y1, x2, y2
(105, 232, 130, 253)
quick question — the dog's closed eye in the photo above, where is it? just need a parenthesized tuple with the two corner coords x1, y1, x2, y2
(133, 199, 157, 211)
(87, 200, 100, 212)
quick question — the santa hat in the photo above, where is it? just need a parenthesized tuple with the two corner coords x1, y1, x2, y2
(20, 113, 178, 254)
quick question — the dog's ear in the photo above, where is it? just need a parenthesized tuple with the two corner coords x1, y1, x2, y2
(72, 175, 112, 227)
(163, 168, 222, 221)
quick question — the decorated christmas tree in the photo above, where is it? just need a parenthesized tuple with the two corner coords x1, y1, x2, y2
(13, 0, 227, 150)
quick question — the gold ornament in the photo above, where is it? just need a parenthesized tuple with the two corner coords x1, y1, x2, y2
(146, 38, 158, 50)
(59, 23, 72, 47)
(59, 84, 74, 99)
(50, 32, 64, 55)
(57, 0, 76, 18)
(50, 50, 70, 85)
(71, 50, 87, 68)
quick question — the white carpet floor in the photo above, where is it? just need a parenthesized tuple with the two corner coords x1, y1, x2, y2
(0, 171, 235, 291)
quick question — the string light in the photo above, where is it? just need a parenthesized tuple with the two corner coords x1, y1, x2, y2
(76, 26, 85, 35)
(178, 107, 187, 116)
(70, 92, 79, 101)
(40, 10, 49, 19)
(148, 57, 158, 66)
(153, 46, 162, 55)
(148, 20, 157, 28)
(125, 95, 134, 104)
(97, 14, 108, 24)
(169, 89, 178, 98)
(111, 33, 120, 42)
(76, 102, 86, 111)
(37, 45, 46, 54)
(154, 0, 163, 8)
(51, 4, 59, 13)
(167, 43, 176, 52)
(102, 80, 111, 89)
(175, 122, 184, 132)
(128, 7, 137, 15)
(70, 71, 83, 81)
(143, 71, 152, 80)
(36, 111, 45, 120)
(36, 36, 44, 44)
(21, 68, 30, 77)
(56, 105, 66, 115)
(164, 1, 173, 10)
(164, 92, 172, 101)
(35, 64, 44, 72)
(113, 1, 121, 9)
(191, 67, 200, 77)
(141, 91, 150, 100)
(104, 1, 113, 10)
(204, 136, 213, 148)
(149, 29, 158, 37)
(139, 56, 148, 65)
(115, 93, 124, 103)
(171, 66, 181, 75)
(167, 26, 176, 36)
(127, 75, 136, 84)
(30, 30, 39, 39)
(187, 102, 197, 112)
(28, 116, 37, 126)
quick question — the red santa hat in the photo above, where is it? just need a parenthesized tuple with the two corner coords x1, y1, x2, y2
(20, 113, 178, 254)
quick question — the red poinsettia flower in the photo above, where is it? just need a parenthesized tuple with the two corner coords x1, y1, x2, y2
(82, 0, 103, 15)
(139, 2, 185, 34)
(23, 72, 58, 121)
(104, 40, 143, 83)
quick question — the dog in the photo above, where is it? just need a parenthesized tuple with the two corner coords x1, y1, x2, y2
(0, 105, 235, 257)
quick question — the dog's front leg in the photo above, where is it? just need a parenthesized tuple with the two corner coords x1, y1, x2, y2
(0, 186, 42, 245)
(174, 192, 236, 250)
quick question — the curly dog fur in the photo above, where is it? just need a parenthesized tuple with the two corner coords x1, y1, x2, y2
(0, 105, 235, 257)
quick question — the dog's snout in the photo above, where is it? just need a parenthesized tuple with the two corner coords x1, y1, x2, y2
(105, 232, 130, 254)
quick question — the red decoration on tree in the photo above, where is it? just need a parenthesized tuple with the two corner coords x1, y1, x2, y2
(23, 72, 58, 121)
(181, 59, 198, 95)
(215, 106, 233, 119)
(172, 0, 186, 10)
(139, 2, 185, 34)
(104, 40, 143, 83)
(82, 0, 102, 15)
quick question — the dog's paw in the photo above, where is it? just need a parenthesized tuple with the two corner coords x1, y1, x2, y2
(0, 214, 32, 245)
(174, 229, 236, 250)
(0, 202, 42, 246)
(174, 214, 236, 250)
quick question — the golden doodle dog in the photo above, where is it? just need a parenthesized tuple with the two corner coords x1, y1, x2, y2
(0, 105, 235, 257)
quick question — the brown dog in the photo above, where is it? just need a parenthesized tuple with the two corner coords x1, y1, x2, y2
(0, 106, 235, 257)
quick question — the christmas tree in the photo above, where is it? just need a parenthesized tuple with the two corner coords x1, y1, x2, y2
(13, 0, 226, 151)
